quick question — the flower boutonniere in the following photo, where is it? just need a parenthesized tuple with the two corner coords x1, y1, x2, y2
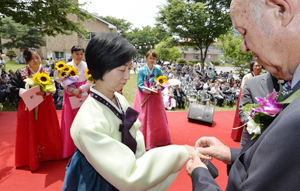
(243, 85, 300, 140)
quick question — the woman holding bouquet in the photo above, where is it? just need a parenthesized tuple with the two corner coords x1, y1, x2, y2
(54, 45, 92, 158)
(62, 33, 209, 191)
(132, 50, 171, 151)
(10, 48, 62, 171)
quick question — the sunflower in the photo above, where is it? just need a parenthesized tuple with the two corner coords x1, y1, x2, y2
(69, 67, 78, 76)
(55, 61, 66, 70)
(62, 65, 71, 73)
(32, 72, 41, 82)
(36, 72, 52, 85)
(85, 69, 95, 83)
(59, 71, 69, 79)
(85, 69, 92, 78)
(156, 76, 167, 86)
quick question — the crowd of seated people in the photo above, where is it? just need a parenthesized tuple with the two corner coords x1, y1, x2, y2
(158, 62, 241, 109)
(0, 63, 64, 110)
(0, 68, 17, 107)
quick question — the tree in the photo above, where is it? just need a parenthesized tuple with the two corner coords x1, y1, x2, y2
(154, 38, 181, 61)
(219, 29, 253, 76)
(177, 58, 187, 66)
(6, 50, 17, 60)
(0, 17, 46, 50)
(156, 0, 232, 68)
(100, 16, 132, 39)
(126, 26, 171, 56)
(1, 0, 92, 38)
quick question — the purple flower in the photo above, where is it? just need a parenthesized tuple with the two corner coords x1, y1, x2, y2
(62, 76, 79, 87)
(161, 81, 171, 89)
(254, 92, 283, 115)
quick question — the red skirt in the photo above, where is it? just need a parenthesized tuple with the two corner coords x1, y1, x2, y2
(15, 95, 63, 171)
(231, 88, 244, 142)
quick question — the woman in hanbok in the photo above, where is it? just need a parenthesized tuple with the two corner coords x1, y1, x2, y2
(54, 45, 92, 158)
(132, 50, 171, 151)
(62, 33, 209, 191)
(10, 48, 62, 171)
(162, 86, 176, 110)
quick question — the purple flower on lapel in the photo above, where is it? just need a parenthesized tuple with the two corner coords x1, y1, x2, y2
(253, 92, 283, 115)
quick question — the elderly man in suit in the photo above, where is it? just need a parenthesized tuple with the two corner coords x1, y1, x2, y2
(186, 0, 300, 190)
(173, 85, 187, 109)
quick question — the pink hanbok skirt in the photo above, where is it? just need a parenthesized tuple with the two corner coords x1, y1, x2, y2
(61, 81, 86, 158)
(133, 83, 171, 150)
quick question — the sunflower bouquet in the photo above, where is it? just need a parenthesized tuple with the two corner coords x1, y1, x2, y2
(23, 72, 56, 120)
(141, 75, 170, 106)
(24, 72, 56, 93)
(85, 69, 95, 83)
(55, 61, 79, 88)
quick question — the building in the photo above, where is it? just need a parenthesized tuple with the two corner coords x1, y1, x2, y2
(42, 13, 117, 61)
(1, 6, 117, 61)
(180, 43, 224, 63)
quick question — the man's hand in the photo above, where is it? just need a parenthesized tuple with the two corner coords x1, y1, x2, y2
(195, 137, 232, 165)
(186, 150, 208, 177)
(71, 89, 82, 98)
(183, 145, 211, 160)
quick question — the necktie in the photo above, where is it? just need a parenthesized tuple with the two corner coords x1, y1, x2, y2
(146, 74, 155, 87)
(119, 107, 139, 153)
(90, 92, 139, 153)
(282, 80, 292, 96)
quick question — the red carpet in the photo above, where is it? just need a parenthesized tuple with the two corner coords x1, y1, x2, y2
(0, 110, 239, 191)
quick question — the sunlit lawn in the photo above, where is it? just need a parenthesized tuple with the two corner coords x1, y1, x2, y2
(3, 60, 47, 72)
(1, 61, 236, 112)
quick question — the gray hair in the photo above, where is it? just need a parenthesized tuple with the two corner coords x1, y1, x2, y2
(249, 0, 271, 37)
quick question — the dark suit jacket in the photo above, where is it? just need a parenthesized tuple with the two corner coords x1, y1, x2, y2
(192, 80, 300, 191)
(195, 83, 203, 91)
(173, 88, 186, 98)
(239, 73, 276, 124)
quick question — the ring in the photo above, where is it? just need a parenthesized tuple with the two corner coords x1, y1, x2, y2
(194, 146, 197, 150)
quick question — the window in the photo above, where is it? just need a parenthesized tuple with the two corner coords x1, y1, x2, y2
(208, 55, 211, 59)
(193, 54, 199, 59)
(85, 32, 96, 40)
(54, 51, 65, 60)
(184, 54, 186, 58)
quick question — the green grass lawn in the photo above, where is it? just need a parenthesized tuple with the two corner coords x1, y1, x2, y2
(3, 60, 47, 72)
(1, 65, 236, 112)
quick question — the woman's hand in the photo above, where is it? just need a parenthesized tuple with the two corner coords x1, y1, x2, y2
(186, 149, 208, 177)
(183, 145, 211, 160)
(71, 89, 82, 98)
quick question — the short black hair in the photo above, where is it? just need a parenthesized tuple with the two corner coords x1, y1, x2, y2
(250, 58, 257, 72)
(23, 48, 42, 63)
(85, 33, 137, 80)
(71, 45, 84, 53)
